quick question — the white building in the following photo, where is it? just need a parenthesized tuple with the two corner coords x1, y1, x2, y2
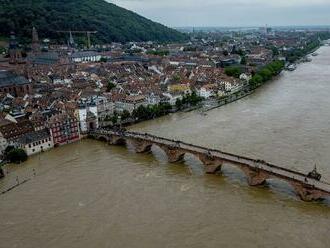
(162, 93, 183, 106)
(17, 129, 54, 156)
(70, 51, 102, 63)
(115, 95, 147, 114)
(198, 84, 217, 99)
(78, 104, 99, 133)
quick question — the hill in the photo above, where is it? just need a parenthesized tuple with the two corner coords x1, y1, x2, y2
(0, 0, 186, 43)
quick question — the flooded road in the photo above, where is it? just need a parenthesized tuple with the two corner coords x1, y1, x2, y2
(1, 46, 330, 248)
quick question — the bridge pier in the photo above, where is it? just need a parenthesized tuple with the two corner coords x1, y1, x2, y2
(289, 182, 328, 202)
(109, 135, 127, 145)
(240, 166, 269, 186)
(129, 139, 152, 153)
(198, 154, 223, 174)
(161, 146, 185, 163)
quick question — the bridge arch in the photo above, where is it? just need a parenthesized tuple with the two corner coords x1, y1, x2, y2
(158, 144, 185, 163)
(97, 136, 108, 142)
(194, 153, 223, 174)
(110, 136, 127, 146)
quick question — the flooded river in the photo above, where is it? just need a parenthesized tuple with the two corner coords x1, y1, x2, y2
(1, 46, 330, 248)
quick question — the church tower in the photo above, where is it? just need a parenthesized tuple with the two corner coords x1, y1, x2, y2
(9, 31, 22, 64)
(31, 27, 40, 54)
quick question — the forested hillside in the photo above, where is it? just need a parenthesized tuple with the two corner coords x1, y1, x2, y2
(0, 0, 187, 43)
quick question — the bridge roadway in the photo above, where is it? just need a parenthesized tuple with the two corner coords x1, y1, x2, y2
(92, 129, 330, 201)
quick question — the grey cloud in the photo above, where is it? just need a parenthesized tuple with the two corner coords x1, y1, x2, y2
(108, 0, 330, 27)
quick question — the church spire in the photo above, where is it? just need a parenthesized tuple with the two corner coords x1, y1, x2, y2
(31, 27, 40, 53)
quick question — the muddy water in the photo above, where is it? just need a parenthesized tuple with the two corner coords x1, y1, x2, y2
(1, 47, 330, 248)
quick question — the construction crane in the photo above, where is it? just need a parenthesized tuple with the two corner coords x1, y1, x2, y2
(56, 30, 98, 49)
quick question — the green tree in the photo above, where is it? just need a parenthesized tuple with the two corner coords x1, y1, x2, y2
(240, 56, 247, 65)
(175, 99, 183, 110)
(106, 81, 116, 92)
(100, 57, 108, 62)
(225, 66, 242, 78)
(121, 110, 131, 120)
(7, 148, 28, 164)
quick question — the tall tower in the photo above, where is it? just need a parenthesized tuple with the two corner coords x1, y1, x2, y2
(9, 31, 22, 64)
(69, 31, 75, 48)
(31, 27, 40, 54)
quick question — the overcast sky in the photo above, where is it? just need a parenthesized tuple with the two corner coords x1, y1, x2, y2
(109, 0, 330, 27)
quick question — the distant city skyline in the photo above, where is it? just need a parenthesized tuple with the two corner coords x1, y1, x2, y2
(109, 0, 330, 27)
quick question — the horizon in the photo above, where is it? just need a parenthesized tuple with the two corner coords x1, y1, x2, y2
(109, 0, 330, 28)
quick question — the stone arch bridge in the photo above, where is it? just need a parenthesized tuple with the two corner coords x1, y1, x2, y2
(89, 129, 330, 202)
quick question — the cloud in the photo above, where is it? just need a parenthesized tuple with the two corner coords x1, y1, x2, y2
(108, 0, 330, 27)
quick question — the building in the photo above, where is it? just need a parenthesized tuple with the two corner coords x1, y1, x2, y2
(70, 51, 102, 63)
(198, 84, 218, 99)
(8, 32, 22, 64)
(115, 95, 147, 113)
(0, 70, 32, 97)
(0, 118, 34, 146)
(78, 102, 99, 133)
(17, 129, 53, 156)
(48, 113, 80, 146)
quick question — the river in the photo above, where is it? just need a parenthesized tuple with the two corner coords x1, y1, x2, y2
(1, 46, 330, 248)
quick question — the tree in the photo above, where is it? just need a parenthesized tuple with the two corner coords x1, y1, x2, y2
(100, 57, 108, 62)
(147, 50, 169, 56)
(121, 110, 131, 120)
(249, 60, 284, 89)
(271, 46, 279, 56)
(175, 99, 183, 110)
(225, 66, 242, 78)
(106, 81, 116, 92)
(240, 56, 247, 65)
(6, 149, 28, 164)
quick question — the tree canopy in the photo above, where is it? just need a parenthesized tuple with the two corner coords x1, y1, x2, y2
(0, 0, 187, 44)
(249, 60, 285, 89)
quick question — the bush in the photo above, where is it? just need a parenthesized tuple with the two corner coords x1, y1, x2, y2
(7, 149, 28, 164)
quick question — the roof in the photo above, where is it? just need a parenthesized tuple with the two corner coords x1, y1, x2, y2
(29, 52, 59, 65)
(17, 129, 51, 145)
(0, 70, 30, 87)
(70, 51, 99, 59)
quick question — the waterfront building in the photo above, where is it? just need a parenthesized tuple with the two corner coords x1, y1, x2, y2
(198, 84, 218, 98)
(17, 129, 53, 156)
(115, 95, 147, 114)
(48, 113, 80, 146)
(78, 101, 99, 133)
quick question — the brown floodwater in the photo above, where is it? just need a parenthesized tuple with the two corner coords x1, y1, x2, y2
(1, 46, 330, 248)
